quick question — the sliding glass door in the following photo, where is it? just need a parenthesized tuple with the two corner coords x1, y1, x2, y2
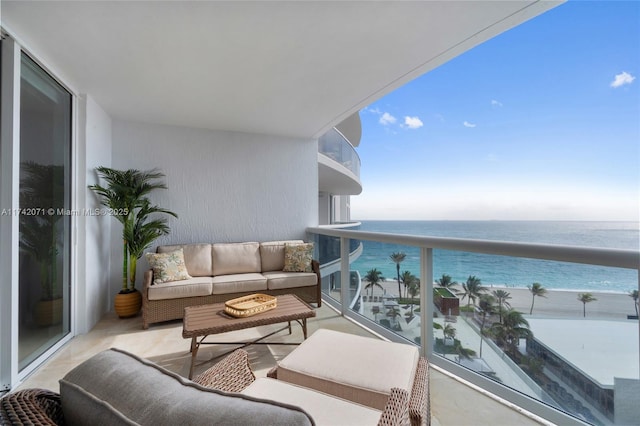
(17, 53, 72, 371)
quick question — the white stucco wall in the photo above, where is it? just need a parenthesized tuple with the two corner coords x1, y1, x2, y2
(110, 119, 318, 292)
(76, 95, 112, 333)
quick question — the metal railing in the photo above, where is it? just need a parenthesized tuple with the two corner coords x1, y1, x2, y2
(306, 226, 640, 426)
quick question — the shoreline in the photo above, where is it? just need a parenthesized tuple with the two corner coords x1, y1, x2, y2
(361, 279, 637, 321)
(374, 278, 634, 295)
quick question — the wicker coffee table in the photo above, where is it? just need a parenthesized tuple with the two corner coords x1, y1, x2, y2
(183, 294, 316, 378)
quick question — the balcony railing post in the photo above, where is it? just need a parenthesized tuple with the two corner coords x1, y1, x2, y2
(420, 247, 434, 358)
(340, 237, 350, 316)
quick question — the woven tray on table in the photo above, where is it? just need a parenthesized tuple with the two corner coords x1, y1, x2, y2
(224, 294, 277, 318)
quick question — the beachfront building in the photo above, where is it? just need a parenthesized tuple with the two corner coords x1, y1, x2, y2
(2, 2, 638, 425)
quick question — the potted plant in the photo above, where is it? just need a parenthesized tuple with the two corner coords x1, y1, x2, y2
(19, 162, 65, 326)
(89, 167, 176, 318)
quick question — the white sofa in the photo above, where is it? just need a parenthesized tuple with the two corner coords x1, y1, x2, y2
(142, 240, 321, 329)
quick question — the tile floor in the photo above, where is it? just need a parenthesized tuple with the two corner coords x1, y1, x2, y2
(17, 303, 550, 426)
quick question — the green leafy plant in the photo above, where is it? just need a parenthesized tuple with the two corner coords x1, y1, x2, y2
(89, 167, 177, 293)
(19, 162, 65, 301)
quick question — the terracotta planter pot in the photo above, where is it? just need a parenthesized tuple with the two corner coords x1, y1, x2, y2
(35, 298, 63, 327)
(114, 290, 142, 318)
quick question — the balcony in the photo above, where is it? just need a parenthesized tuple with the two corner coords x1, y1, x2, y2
(13, 226, 638, 425)
(16, 294, 548, 425)
(306, 226, 640, 426)
(318, 128, 362, 195)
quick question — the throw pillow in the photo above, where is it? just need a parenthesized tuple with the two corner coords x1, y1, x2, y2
(282, 243, 314, 273)
(145, 248, 192, 283)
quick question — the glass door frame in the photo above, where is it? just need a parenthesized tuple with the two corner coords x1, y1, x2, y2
(0, 32, 77, 391)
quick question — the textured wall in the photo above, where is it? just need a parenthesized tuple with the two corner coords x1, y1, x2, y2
(111, 119, 318, 291)
(78, 95, 112, 332)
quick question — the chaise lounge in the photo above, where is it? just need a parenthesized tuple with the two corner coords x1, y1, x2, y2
(0, 330, 430, 425)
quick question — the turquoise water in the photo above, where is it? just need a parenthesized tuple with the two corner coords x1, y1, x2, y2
(350, 221, 639, 294)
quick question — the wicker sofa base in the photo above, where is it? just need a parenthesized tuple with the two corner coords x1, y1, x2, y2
(142, 284, 319, 329)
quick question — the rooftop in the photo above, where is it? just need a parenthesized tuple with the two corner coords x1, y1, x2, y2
(528, 318, 639, 387)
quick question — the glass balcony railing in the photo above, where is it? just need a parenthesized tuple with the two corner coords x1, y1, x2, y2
(306, 226, 640, 426)
(309, 222, 363, 309)
(318, 128, 361, 177)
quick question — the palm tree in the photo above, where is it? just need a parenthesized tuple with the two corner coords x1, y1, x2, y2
(443, 323, 456, 341)
(477, 294, 495, 358)
(389, 252, 406, 299)
(364, 268, 385, 298)
(454, 342, 476, 362)
(89, 167, 177, 292)
(458, 275, 487, 307)
(492, 289, 512, 323)
(629, 290, 639, 317)
(401, 270, 418, 301)
(407, 279, 419, 315)
(491, 309, 531, 357)
(124, 198, 175, 288)
(528, 282, 547, 315)
(578, 293, 597, 317)
(19, 162, 65, 301)
(436, 274, 457, 289)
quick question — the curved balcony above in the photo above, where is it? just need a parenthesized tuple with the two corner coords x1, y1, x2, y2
(318, 128, 362, 195)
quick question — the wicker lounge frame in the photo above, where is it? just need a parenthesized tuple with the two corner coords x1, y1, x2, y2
(267, 356, 430, 426)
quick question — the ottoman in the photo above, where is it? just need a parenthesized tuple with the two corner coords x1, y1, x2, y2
(275, 329, 420, 411)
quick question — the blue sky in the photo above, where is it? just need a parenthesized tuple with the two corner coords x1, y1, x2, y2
(351, 1, 639, 221)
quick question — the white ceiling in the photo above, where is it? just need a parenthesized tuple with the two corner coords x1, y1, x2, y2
(1, 1, 561, 139)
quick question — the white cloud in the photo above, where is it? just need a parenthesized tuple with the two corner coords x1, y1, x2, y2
(491, 99, 503, 107)
(403, 116, 423, 129)
(463, 121, 476, 128)
(379, 112, 397, 125)
(367, 107, 382, 115)
(610, 71, 635, 88)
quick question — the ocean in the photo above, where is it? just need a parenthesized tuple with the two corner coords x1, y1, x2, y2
(349, 221, 639, 294)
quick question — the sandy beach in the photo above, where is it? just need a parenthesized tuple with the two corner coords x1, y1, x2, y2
(364, 279, 637, 321)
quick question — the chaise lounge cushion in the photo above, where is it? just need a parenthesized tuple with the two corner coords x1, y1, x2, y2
(158, 244, 212, 277)
(212, 242, 261, 276)
(147, 277, 214, 301)
(277, 329, 420, 410)
(242, 378, 382, 426)
(59, 348, 314, 426)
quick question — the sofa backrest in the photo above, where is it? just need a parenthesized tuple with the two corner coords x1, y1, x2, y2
(158, 243, 212, 277)
(59, 348, 314, 426)
(259, 240, 304, 272)
(212, 242, 261, 276)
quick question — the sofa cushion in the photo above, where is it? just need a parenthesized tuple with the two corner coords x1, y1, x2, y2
(212, 273, 267, 295)
(59, 348, 314, 426)
(242, 378, 381, 426)
(263, 271, 317, 290)
(283, 243, 314, 273)
(259, 240, 304, 272)
(212, 242, 261, 276)
(277, 329, 420, 410)
(147, 277, 214, 301)
(158, 244, 212, 277)
(145, 249, 192, 283)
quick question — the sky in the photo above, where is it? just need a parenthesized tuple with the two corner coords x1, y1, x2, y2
(351, 1, 639, 222)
